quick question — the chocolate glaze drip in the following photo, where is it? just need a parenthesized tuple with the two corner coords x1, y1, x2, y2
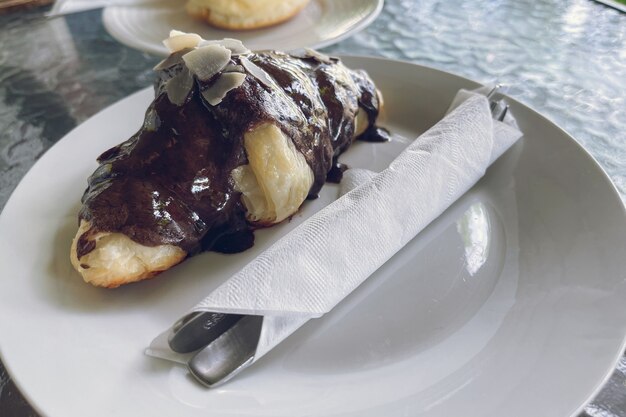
(326, 162, 349, 184)
(359, 126, 392, 143)
(78, 50, 381, 258)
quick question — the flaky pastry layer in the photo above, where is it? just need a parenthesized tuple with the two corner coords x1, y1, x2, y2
(71, 220, 186, 288)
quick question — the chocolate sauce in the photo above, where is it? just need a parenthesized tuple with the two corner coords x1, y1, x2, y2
(359, 126, 392, 142)
(326, 162, 348, 184)
(77, 50, 381, 258)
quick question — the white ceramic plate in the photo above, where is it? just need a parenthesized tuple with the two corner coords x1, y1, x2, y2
(103, 0, 384, 56)
(1, 57, 625, 417)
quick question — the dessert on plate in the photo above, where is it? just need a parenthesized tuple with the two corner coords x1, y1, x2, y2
(185, 0, 310, 30)
(70, 31, 383, 288)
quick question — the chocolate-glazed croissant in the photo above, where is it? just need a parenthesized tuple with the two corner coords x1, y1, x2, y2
(70, 32, 383, 288)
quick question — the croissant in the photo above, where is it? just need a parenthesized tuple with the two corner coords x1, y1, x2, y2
(70, 32, 383, 288)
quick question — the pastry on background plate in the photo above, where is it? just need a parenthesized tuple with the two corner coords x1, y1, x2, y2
(70, 31, 384, 288)
(186, 0, 310, 30)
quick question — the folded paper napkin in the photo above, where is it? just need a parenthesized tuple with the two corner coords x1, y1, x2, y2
(146, 89, 523, 374)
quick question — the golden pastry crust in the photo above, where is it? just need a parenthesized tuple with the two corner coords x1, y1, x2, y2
(70, 220, 186, 288)
(185, 0, 310, 30)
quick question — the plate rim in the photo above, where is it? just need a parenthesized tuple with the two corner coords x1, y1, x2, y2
(102, 0, 385, 56)
(1, 55, 625, 417)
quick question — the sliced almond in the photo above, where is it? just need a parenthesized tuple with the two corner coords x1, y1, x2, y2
(305, 48, 333, 64)
(153, 50, 185, 71)
(183, 45, 232, 81)
(288, 48, 306, 59)
(163, 32, 202, 53)
(224, 64, 245, 73)
(201, 73, 246, 106)
(290, 48, 333, 64)
(240, 56, 276, 89)
(166, 67, 194, 106)
(198, 38, 250, 55)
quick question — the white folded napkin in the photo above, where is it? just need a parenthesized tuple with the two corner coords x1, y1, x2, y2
(146, 89, 523, 376)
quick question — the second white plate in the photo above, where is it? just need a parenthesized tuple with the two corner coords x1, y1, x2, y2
(103, 0, 384, 55)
